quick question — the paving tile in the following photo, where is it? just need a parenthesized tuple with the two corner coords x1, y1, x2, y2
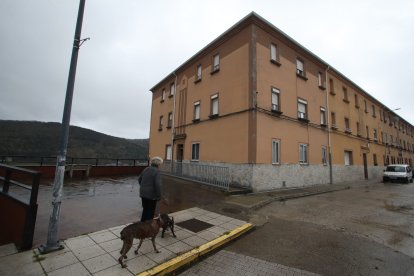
(174, 229, 194, 239)
(82, 253, 118, 274)
(165, 241, 193, 255)
(196, 214, 215, 222)
(89, 231, 118, 244)
(133, 239, 159, 255)
(93, 264, 134, 276)
(99, 238, 123, 253)
(145, 247, 176, 264)
(40, 251, 78, 273)
(173, 213, 194, 223)
(109, 247, 139, 262)
(182, 235, 208, 247)
(124, 255, 157, 274)
(0, 250, 44, 276)
(228, 218, 247, 227)
(197, 229, 221, 241)
(208, 226, 228, 236)
(65, 235, 96, 251)
(155, 235, 179, 247)
(208, 216, 228, 226)
(48, 262, 90, 276)
(109, 226, 125, 237)
(202, 211, 222, 219)
(220, 222, 240, 231)
(72, 244, 106, 261)
(0, 243, 18, 257)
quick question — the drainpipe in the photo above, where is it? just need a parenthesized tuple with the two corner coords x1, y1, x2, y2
(170, 72, 178, 173)
(325, 66, 333, 184)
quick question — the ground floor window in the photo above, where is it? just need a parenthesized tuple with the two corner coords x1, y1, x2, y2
(272, 139, 280, 164)
(299, 144, 308, 164)
(165, 144, 172, 160)
(344, 150, 353, 166)
(191, 143, 200, 161)
(373, 153, 378, 166)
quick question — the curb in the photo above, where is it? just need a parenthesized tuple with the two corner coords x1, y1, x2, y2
(137, 223, 254, 276)
(250, 185, 350, 210)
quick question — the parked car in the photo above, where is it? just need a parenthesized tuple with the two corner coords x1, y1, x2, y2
(383, 164, 413, 183)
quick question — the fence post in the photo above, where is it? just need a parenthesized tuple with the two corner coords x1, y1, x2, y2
(3, 169, 11, 193)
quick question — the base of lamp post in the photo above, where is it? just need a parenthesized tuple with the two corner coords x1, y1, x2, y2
(38, 241, 64, 255)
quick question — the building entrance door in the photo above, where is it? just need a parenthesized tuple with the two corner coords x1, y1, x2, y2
(176, 144, 184, 175)
(363, 153, 368, 179)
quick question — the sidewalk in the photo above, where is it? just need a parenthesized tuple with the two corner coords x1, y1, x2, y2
(0, 207, 253, 275)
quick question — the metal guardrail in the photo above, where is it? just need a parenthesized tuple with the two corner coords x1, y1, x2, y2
(160, 161, 230, 190)
(0, 155, 148, 167)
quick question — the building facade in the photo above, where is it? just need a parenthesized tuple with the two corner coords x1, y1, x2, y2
(148, 12, 414, 191)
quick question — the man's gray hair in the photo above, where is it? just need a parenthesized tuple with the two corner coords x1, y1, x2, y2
(150, 156, 163, 166)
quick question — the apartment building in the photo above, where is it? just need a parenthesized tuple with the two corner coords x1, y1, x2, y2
(148, 12, 414, 191)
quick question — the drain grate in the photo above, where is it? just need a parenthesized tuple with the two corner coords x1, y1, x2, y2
(176, 218, 214, 233)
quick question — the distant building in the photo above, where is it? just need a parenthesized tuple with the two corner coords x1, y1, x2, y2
(148, 12, 414, 191)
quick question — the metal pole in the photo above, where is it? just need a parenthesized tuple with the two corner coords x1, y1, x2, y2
(39, 0, 87, 254)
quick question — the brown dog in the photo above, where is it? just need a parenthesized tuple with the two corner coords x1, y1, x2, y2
(118, 216, 164, 268)
(160, 214, 177, 238)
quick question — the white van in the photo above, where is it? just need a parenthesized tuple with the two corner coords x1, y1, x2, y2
(383, 164, 413, 183)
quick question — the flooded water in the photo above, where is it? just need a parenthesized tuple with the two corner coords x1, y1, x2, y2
(32, 174, 225, 247)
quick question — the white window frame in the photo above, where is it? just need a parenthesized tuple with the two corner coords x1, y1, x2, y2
(322, 146, 327, 165)
(166, 145, 172, 160)
(170, 83, 175, 96)
(344, 150, 352, 166)
(159, 115, 163, 130)
(194, 101, 200, 120)
(213, 54, 220, 71)
(320, 107, 326, 125)
(211, 94, 219, 116)
(196, 64, 202, 80)
(299, 143, 308, 165)
(167, 112, 173, 127)
(318, 72, 323, 87)
(271, 88, 280, 111)
(270, 43, 277, 62)
(191, 142, 200, 161)
(298, 99, 307, 119)
(272, 139, 280, 165)
(296, 58, 305, 76)
(161, 89, 166, 101)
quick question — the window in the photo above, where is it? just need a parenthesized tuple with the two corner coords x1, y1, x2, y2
(318, 72, 324, 88)
(297, 99, 308, 120)
(158, 115, 163, 130)
(193, 101, 200, 121)
(167, 112, 173, 128)
(322, 146, 327, 165)
(364, 100, 368, 113)
(373, 129, 378, 141)
(272, 139, 280, 164)
(210, 94, 219, 117)
(329, 78, 335, 94)
(165, 145, 172, 160)
(344, 150, 353, 166)
(212, 54, 220, 73)
(356, 122, 361, 136)
(191, 143, 200, 161)
(343, 87, 349, 102)
(196, 64, 202, 81)
(161, 89, 166, 102)
(299, 144, 308, 164)
(170, 83, 175, 96)
(354, 94, 359, 108)
(271, 87, 280, 112)
(296, 58, 305, 77)
(270, 43, 279, 64)
(380, 110, 383, 121)
(372, 105, 376, 117)
(320, 107, 326, 125)
(373, 154, 378, 166)
(366, 126, 370, 139)
(344, 117, 351, 133)
(331, 112, 337, 128)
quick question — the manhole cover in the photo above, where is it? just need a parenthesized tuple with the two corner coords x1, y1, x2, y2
(176, 218, 214, 233)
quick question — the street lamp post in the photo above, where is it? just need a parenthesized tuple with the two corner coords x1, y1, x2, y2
(39, 0, 88, 254)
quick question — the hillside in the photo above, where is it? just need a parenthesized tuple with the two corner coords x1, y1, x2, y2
(0, 120, 148, 159)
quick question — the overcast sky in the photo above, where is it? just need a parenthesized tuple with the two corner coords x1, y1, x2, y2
(1, 0, 413, 139)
